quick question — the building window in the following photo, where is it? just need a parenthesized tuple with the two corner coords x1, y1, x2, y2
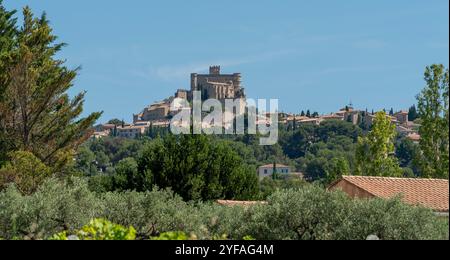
(264, 169, 268, 174)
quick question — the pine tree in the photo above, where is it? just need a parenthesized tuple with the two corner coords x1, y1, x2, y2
(300, 110, 305, 117)
(416, 64, 449, 179)
(0, 7, 101, 169)
(306, 110, 311, 118)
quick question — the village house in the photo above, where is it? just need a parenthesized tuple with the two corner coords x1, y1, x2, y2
(394, 110, 409, 125)
(320, 114, 345, 121)
(364, 112, 398, 128)
(91, 123, 117, 139)
(94, 123, 116, 133)
(285, 116, 323, 127)
(329, 176, 449, 215)
(91, 130, 110, 139)
(133, 100, 171, 123)
(117, 124, 147, 138)
(258, 164, 292, 179)
(297, 117, 322, 125)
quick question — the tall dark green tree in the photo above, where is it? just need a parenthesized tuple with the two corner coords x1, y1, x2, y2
(0, 0, 16, 84)
(0, 6, 101, 169)
(416, 64, 449, 179)
(408, 105, 419, 121)
(137, 134, 259, 201)
(395, 137, 419, 170)
(272, 161, 278, 180)
(0, 0, 17, 165)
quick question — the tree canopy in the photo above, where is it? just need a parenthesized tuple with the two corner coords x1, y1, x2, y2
(0, 5, 101, 169)
(416, 64, 449, 179)
(355, 111, 402, 177)
(137, 134, 259, 201)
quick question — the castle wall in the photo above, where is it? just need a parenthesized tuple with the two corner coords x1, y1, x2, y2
(191, 74, 242, 92)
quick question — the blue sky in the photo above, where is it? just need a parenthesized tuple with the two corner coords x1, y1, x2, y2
(4, 0, 449, 123)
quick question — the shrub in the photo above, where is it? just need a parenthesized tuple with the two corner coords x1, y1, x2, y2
(152, 231, 190, 240)
(241, 185, 352, 240)
(50, 218, 136, 240)
(334, 197, 448, 240)
(0, 177, 101, 239)
(0, 151, 51, 195)
(0, 177, 447, 240)
(240, 185, 447, 240)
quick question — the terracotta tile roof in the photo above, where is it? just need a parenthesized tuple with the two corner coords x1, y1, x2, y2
(216, 200, 267, 207)
(407, 133, 421, 141)
(334, 176, 449, 212)
(394, 110, 409, 115)
(321, 114, 344, 119)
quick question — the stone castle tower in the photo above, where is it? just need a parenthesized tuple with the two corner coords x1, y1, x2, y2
(190, 66, 245, 101)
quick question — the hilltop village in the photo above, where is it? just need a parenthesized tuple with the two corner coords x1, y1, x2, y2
(92, 66, 421, 143)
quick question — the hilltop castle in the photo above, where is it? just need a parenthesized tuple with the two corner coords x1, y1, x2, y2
(133, 66, 246, 124)
(173, 66, 246, 102)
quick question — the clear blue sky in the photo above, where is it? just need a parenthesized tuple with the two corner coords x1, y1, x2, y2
(4, 0, 449, 123)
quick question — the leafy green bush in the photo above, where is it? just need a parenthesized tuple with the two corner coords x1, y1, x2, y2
(259, 176, 308, 199)
(152, 231, 190, 240)
(50, 218, 136, 240)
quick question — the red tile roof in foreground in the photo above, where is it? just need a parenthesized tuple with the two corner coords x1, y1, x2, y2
(216, 200, 267, 207)
(330, 176, 449, 212)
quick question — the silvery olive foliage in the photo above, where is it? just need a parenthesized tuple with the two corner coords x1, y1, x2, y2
(0, 177, 447, 240)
